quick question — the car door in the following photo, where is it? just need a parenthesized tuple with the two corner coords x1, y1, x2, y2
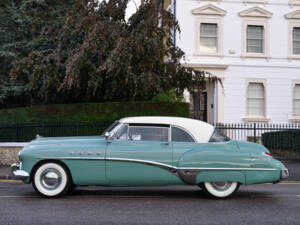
(106, 124, 174, 186)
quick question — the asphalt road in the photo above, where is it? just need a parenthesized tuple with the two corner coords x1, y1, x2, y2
(0, 181, 299, 225)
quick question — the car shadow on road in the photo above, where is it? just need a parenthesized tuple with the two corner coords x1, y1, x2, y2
(66, 186, 278, 200)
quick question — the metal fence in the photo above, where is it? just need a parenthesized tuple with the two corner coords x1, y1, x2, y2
(0, 121, 114, 142)
(214, 123, 300, 161)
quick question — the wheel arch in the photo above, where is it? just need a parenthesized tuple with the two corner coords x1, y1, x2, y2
(30, 159, 74, 184)
(196, 171, 246, 185)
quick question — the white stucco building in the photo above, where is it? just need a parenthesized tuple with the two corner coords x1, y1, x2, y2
(167, 0, 300, 124)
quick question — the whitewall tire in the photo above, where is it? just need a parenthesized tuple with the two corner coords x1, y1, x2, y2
(202, 182, 239, 198)
(33, 162, 71, 197)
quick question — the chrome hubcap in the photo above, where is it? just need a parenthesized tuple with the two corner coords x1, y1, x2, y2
(211, 182, 232, 191)
(41, 169, 61, 190)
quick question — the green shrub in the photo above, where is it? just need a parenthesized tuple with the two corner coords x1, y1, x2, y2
(261, 130, 300, 155)
(0, 102, 190, 123)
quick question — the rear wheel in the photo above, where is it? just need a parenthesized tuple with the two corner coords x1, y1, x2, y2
(201, 182, 239, 198)
(32, 162, 71, 197)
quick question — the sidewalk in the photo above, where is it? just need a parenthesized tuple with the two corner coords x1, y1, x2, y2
(1, 162, 300, 181)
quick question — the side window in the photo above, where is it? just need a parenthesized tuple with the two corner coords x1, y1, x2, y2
(128, 126, 169, 142)
(209, 129, 231, 143)
(171, 127, 195, 142)
(111, 124, 128, 140)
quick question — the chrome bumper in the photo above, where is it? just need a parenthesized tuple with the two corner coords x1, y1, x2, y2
(11, 163, 29, 180)
(280, 169, 289, 180)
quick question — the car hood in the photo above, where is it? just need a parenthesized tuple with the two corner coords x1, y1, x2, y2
(25, 136, 106, 149)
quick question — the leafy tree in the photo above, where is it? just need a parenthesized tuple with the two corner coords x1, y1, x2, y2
(10, 0, 218, 105)
(0, 0, 74, 106)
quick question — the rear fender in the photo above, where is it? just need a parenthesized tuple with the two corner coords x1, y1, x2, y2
(196, 171, 246, 184)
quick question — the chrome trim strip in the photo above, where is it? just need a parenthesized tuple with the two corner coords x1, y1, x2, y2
(40, 157, 277, 171)
(12, 170, 30, 180)
(177, 167, 277, 171)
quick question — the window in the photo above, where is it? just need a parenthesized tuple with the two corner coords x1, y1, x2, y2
(247, 25, 264, 53)
(294, 84, 300, 116)
(209, 129, 230, 143)
(247, 83, 265, 117)
(192, 4, 226, 56)
(112, 125, 128, 140)
(239, 7, 272, 59)
(171, 127, 195, 142)
(293, 27, 300, 55)
(200, 23, 218, 53)
(128, 126, 169, 142)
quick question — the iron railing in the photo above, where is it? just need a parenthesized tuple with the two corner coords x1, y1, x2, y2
(213, 123, 300, 160)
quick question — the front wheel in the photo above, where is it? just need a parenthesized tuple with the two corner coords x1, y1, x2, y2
(201, 182, 239, 198)
(32, 162, 71, 197)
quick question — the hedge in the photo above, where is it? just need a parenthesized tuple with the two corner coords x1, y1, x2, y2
(0, 102, 190, 123)
(261, 130, 300, 155)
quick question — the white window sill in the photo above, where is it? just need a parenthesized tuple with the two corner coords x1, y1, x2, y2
(289, 117, 300, 123)
(288, 55, 300, 60)
(243, 117, 270, 123)
(195, 52, 224, 57)
(241, 53, 270, 59)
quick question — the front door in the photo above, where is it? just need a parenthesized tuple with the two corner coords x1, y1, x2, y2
(193, 91, 207, 122)
(106, 124, 173, 186)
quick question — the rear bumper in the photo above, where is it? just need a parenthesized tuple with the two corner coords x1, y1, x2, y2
(280, 169, 289, 180)
(11, 163, 29, 181)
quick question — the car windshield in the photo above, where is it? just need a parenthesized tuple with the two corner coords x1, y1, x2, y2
(101, 121, 120, 135)
(209, 128, 231, 142)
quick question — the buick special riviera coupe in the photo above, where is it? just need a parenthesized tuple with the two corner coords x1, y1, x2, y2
(11, 117, 289, 198)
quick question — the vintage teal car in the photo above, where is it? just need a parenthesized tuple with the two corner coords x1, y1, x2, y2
(11, 117, 289, 198)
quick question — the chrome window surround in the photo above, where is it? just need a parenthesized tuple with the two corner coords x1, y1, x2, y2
(116, 124, 171, 142)
(170, 125, 196, 143)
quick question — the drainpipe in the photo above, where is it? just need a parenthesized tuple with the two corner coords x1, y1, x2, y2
(173, 0, 177, 47)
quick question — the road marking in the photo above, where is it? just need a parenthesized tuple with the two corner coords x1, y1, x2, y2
(0, 196, 39, 198)
(0, 180, 22, 183)
(279, 182, 300, 184)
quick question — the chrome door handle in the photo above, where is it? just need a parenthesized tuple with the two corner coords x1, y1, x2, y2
(250, 153, 258, 158)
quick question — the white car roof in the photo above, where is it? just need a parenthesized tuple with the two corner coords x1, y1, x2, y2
(119, 116, 215, 143)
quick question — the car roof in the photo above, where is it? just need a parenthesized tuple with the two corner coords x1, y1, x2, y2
(119, 116, 215, 143)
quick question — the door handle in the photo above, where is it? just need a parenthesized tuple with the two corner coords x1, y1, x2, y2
(162, 142, 169, 146)
(250, 153, 258, 158)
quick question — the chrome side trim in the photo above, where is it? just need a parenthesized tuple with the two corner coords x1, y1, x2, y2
(40, 156, 278, 172)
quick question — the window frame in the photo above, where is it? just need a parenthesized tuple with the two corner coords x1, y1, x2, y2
(289, 0, 300, 7)
(241, 19, 270, 59)
(199, 23, 219, 54)
(192, 4, 226, 57)
(196, 17, 224, 56)
(127, 124, 170, 142)
(170, 125, 196, 143)
(246, 25, 264, 54)
(293, 82, 300, 117)
(288, 21, 300, 60)
(243, 79, 269, 123)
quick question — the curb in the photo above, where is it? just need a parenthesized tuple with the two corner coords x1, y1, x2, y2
(0, 175, 12, 180)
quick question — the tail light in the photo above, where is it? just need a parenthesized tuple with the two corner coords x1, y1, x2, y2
(264, 152, 272, 157)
